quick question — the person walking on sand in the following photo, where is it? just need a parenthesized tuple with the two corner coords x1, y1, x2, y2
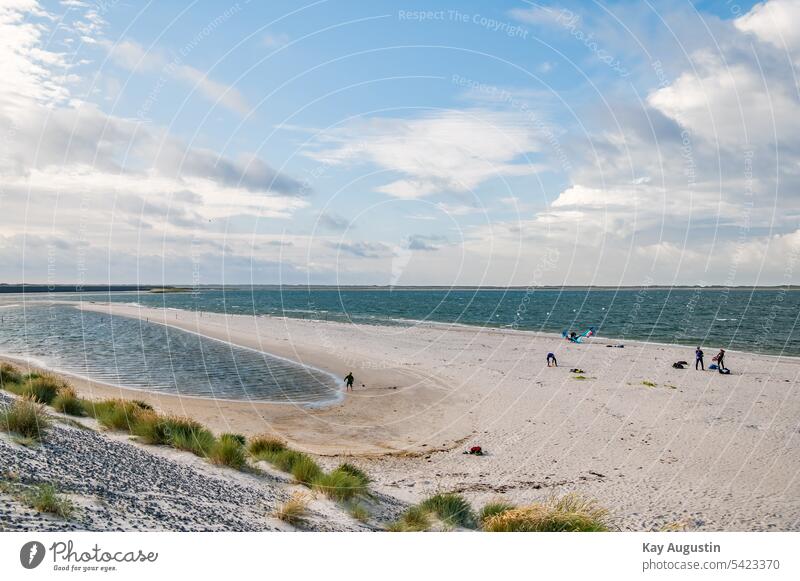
(344, 371, 355, 391)
(547, 352, 558, 367)
(695, 346, 704, 370)
(713, 348, 726, 373)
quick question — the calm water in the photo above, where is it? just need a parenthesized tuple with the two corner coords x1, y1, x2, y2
(72, 287, 800, 356)
(0, 303, 340, 404)
(1, 288, 798, 402)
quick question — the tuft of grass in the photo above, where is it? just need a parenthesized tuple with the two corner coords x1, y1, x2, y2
(130, 411, 171, 444)
(388, 505, 432, 532)
(275, 492, 309, 526)
(162, 416, 216, 457)
(222, 433, 246, 446)
(0, 363, 22, 386)
(248, 434, 286, 456)
(209, 433, 246, 469)
(573, 375, 588, 380)
(0, 398, 50, 440)
(259, 449, 305, 472)
(347, 502, 370, 523)
(51, 386, 86, 416)
(482, 493, 611, 532)
(24, 483, 74, 519)
(642, 380, 656, 387)
(312, 467, 368, 501)
(336, 462, 370, 486)
(419, 493, 477, 529)
(20, 375, 64, 405)
(290, 454, 323, 484)
(85, 399, 147, 431)
(479, 501, 516, 525)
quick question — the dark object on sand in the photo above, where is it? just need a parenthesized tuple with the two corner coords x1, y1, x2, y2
(672, 362, 686, 369)
(709, 364, 718, 370)
(464, 446, 484, 456)
(605, 344, 625, 348)
(569, 368, 585, 374)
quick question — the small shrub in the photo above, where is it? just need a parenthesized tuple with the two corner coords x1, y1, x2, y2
(291, 454, 323, 484)
(209, 434, 246, 469)
(51, 387, 86, 416)
(24, 483, 74, 518)
(130, 412, 171, 445)
(248, 435, 286, 456)
(479, 501, 516, 525)
(275, 492, 309, 526)
(312, 468, 366, 501)
(20, 375, 64, 405)
(388, 505, 432, 532)
(0, 398, 50, 440)
(419, 493, 477, 529)
(0, 363, 21, 386)
(336, 462, 370, 486)
(482, 494, 611, 532)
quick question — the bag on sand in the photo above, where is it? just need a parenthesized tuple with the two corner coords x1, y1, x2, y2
(719, 368, 731, 375)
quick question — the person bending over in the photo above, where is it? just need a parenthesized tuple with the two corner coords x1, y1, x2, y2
(547, 352, 558, 367)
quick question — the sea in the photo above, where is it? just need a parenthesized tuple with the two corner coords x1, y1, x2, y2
(0, 287, 797, 403)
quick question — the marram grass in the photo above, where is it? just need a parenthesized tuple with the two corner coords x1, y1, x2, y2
(0, 398, 50, 441)
(482, 494, 611, 532)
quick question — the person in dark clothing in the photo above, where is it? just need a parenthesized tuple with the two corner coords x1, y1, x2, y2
(547, 352, 558, 367)
(344, 371, 355, 391)
(695, 347, 704, 370)
(714, 349, 726, 373)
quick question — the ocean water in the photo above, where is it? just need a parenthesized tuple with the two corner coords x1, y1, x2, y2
(67, 287, 800, 356)
(1, 288, 797, 402)
(0, 303, 340, 404)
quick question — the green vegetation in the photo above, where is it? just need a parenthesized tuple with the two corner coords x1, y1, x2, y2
(312, 467, 368, 502)
(0, 398, 50, 441)
(573, 375, 588, 380)
(388, 505, 433, 532)
(336, 462, 370, 486)
(248, 434, 286, 456)
(165, 416, 216, 457)
(642, 380, 657, 387)
(51, 386, 86, 416)
(419, 493, 476, 528)
(291, 454, 324, 484)
(482, 494, 611, 532)
(347, 502, 370, 523)
(0, 363, 22, 386)
(479, 501, 516, 525)
(24, 483, 74, 518)
(209, 433, 247, 469)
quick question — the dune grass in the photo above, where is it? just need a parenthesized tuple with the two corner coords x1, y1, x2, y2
(0, 363, 22, 386)
(419, 493, 477, 529)
(24, 483, 74, 519)
(51, 386, 86, 416)
(479, 501, 517, 525)
(248, 434, 287, 456)
(209, 433, 247, 469)
(388, 505, 433, 532)
(482, 494, 611, 532)
(275, 492, 309, 526)
(0, 398, 50, 441)
(347, 502, 370, 523)
(336, 462, 370, 486)
(164, 416, 216, 457)
(291, 454, 324, 484)
(312, 466, 369, 502)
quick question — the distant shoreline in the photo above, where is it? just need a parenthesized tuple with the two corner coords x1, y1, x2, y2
(2, 284, 799, 293)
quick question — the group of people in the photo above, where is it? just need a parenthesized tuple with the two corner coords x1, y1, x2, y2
(695, 347, 730, 374)
(544, 346, 730, 374)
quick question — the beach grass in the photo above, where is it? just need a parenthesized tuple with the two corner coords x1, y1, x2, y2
(248, 434, 287, 456)
(479, 501, 517, 525)
(336, 462, 370, 486)
(312, 466, 368, 501)
(0, 363, 22, 386)
(419, 493, 477, 529)
(24, 483, 74, 519)
(209, 433, 247, 469)
(51, 386, 86, 416)
(482, 493, 611, 532)
(0, 398, 50, 441)
(388, 504, 433, 532)
(164, 416, 216, 457)
(347, 502, 370, 523)
(275, 492, 309, 526)
(19, 375, 65, 405)
(85, 399, 147, 431)
(290, 454, 324, 484)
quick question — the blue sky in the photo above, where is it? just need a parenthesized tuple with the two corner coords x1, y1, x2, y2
(2, 0, 798, 286)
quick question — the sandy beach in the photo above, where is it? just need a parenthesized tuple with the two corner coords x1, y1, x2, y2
(22, 300, 789, 532)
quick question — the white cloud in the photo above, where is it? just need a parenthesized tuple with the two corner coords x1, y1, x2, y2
(107, 40, 250, 116)
(735, 0, 800, 52)
(307, 110, 544, 199)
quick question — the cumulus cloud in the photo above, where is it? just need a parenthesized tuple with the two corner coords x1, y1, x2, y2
(307, 109, 544, 199)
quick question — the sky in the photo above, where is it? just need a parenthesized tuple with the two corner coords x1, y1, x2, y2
(1, 0, 799, 287)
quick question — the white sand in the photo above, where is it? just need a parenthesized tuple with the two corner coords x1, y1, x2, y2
(61, 302, 800, 530)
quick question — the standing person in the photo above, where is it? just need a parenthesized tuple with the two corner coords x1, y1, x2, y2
(344, 371, 355, 391)
(714, 349, 726, 373)
(547, 352, 558, 367)
(695, 347, 704, 370)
